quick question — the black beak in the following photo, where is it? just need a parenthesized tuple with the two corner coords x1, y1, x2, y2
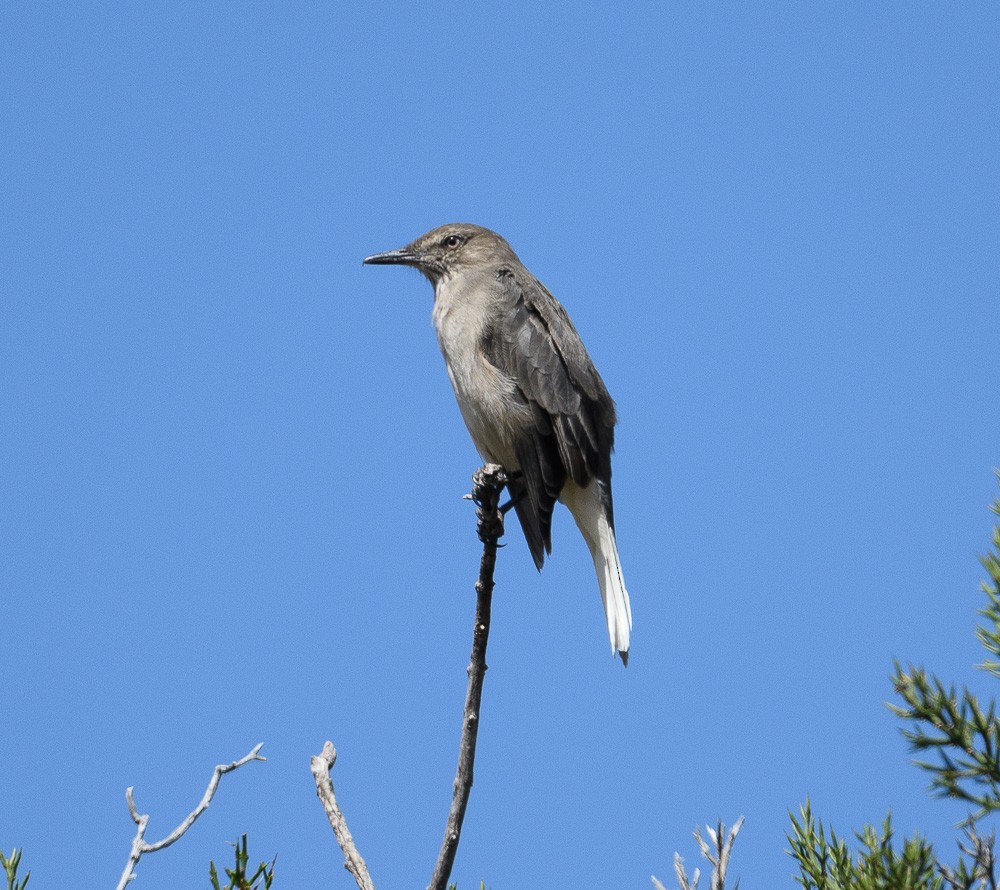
(363, 247, 420, 266)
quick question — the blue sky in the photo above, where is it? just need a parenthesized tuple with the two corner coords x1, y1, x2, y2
(2, 3, 999, 888)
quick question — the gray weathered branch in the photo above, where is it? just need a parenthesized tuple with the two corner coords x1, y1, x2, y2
(311, 741, 375, 890)
(115, 742, 266, 890)
(656, 816, 744, 890)
(428, 463, 507, 890)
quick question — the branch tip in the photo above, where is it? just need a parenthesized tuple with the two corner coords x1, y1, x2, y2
(310, 742, 375, 890)
(115, 744, 266, 890)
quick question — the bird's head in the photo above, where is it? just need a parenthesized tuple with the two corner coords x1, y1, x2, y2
(364, 223, 517, 285)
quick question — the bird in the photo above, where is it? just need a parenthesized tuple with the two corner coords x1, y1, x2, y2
(364, 224, 632, 664)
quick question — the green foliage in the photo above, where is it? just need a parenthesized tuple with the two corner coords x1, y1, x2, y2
(788, 803, 940, 890)
(209, 835, 275, 890)
(890, 661, 1000, 824)
(975, 485, 1000, 679)
(786, 475, 1000, 889)
(0, 849, 29, 890)
(890, 478, 1000, 824)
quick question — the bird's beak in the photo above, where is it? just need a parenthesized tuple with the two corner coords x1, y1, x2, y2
(363, 247, 420, 266)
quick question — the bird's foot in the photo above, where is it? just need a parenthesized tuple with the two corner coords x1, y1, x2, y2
(471, 464, 509, 544)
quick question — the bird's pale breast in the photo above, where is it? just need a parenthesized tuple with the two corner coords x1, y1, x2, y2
(432, 275, 530, 469)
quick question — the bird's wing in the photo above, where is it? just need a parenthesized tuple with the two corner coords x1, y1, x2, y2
(484, 269, 617, 567)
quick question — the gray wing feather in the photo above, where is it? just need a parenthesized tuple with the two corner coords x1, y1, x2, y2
(485, 269, 617, 568)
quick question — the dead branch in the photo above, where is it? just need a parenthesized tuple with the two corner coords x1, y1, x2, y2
(311, 741, 375, 890)
(115, 742, 266, 890)
(428, 463, 507, 890)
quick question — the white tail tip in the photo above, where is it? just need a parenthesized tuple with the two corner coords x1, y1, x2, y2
(560, 480, 632, 664)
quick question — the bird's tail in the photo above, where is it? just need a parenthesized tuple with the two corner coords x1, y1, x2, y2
(561, 480, 632, 664)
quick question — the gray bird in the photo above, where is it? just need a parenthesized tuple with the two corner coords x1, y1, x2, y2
(364, 224, 632, 664)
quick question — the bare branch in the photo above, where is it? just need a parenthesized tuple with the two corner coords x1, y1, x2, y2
(662, 851, 701, 890)
(661, 817, 743, 890)
(695, 816, 743, 890)
(115, 742, 266, 890)
(427, 464, 507, 890)
(310, 741, 375, 890)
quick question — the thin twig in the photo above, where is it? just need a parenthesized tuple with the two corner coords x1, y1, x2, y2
(660, 817, 743, 890)
(427, 463, 507, 890)
(666, 851, 700, 890)
(311, 741, 376, 890)
(115, 742, 266, 890)
(695, 817, 744, 890)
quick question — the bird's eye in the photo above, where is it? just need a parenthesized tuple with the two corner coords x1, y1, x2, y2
(444, 235, 462, 248)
